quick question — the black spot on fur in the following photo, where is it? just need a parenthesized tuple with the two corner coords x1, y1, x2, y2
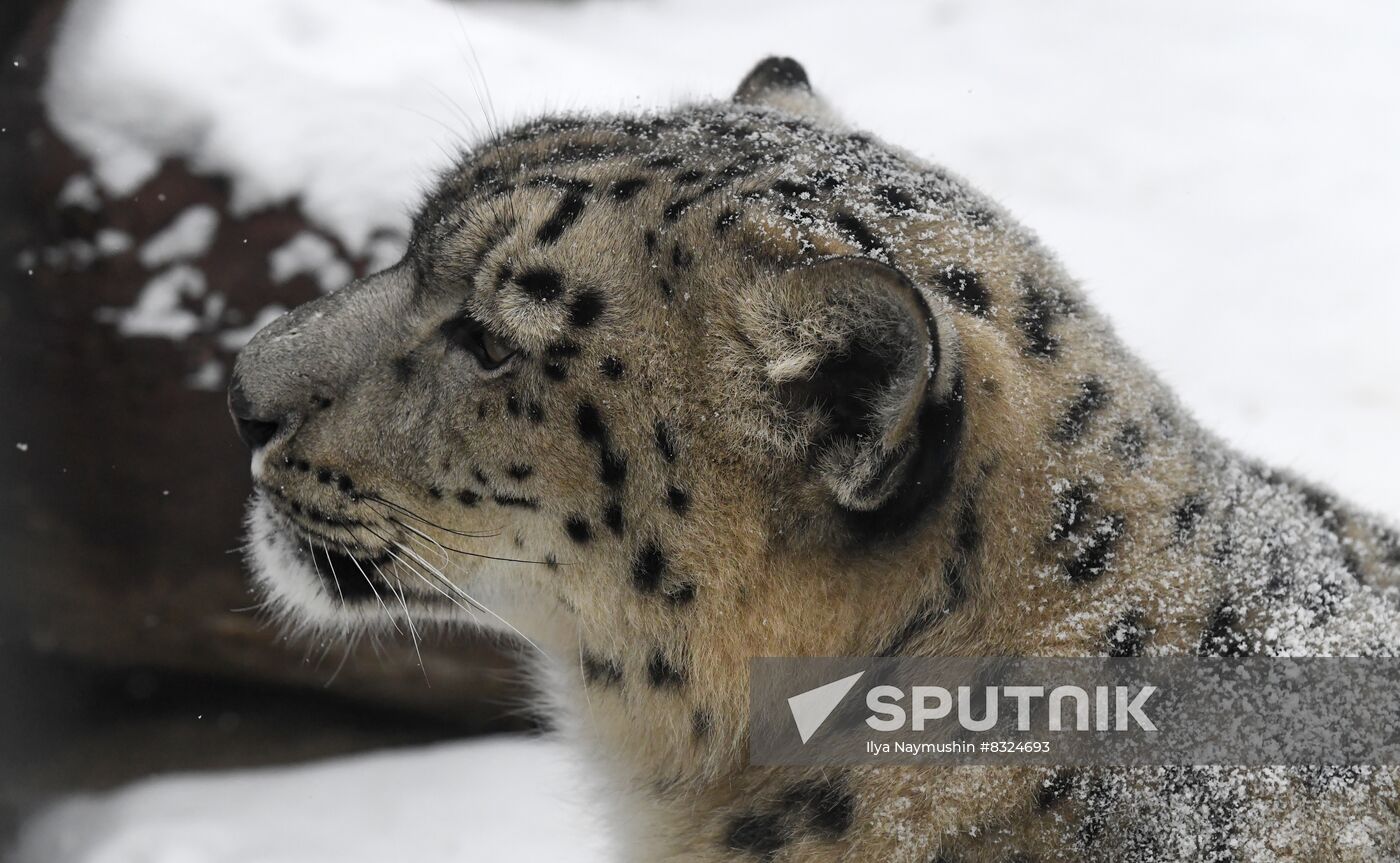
(874, 184, 917, 213)
(1036, 769, 1077, 810)
(691, 710, 712, 740)
(643, 230, 657, 253)
(647, 651, 686, 689)
(564, 514, 592, 544)
(1198, 599, 1253, 657)
(515, 267, 563, 302)
(392, 354, 416, 382)
(536, 192, 587, 244)
(472, 467, 490, 486)
(954, 493, 981, 557)
(671, 242, 693, 269)
(456, 489, 480, 507)
(1055, 377, 1109, 443)
(1049, 483, 1094, 542)
(675, 168, 706, 184)
(1114, 422, 1147, 465)
(665, 582, 696, 606)
(581, 652, 623, 686)
(772, 179, 817, 199)
(658, 277, 674, 299)
(505, 392, 521, 417)
(506, 463, 533, 481)
(1105, 610, 1149, 657)
(543, 362, 568, 381)
(492, 494, 538, 510)
(943, 505, 980, 601)
(726, 811, 787, 858)
(526, 401, 545, 424)
(600, 356, 625, 379)
(426, 486, 443, 500)
(663, 196, 697, 222)
(1378, 530, 1400, 566)
(1297, 482, 1341, 531)
(714, 209, 741, 233)
(632, 542, 666, 593)
(666, 486, 690, 515)
(1173, 495, 1208, 543)
(1064, 515, 1125, 583)
(568, 291, 605, 328)
(600, 447, 628, 487)
(783, 782, 855, 838)
(609, 177, 648, 202)
(645, 155, 681, 169)
(654, 421, 677, 462)
(603, 499, 625, 536)
(1341, 547, 1366, 584)
(935, 265, 991, 317)
(1019, 280, 1064, 358)
(576, 402, 608, 443)
(832, 211, 883, 253)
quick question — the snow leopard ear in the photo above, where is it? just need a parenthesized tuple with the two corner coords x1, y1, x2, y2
(750, 258, 945, 513)
(733, 56, 834, 121)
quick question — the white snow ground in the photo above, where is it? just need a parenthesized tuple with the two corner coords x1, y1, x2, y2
(11, 737, 613, 863)
(20, 0, 1400, 861)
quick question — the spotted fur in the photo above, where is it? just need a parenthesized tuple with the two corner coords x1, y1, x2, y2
(232, 57, 1400, 862)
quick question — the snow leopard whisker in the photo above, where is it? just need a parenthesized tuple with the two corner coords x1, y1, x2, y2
(322, 629, 357, 688)
(380, 526, 544, 657)
(373, 555, 429, 684)
(358, 524, 496, 633)
(384, 513, 553, 566)
(362, 492, 500, 539)
(382, 543, 485, 624)
(339, 540, 404, 636)
(319, 538, 346, 605)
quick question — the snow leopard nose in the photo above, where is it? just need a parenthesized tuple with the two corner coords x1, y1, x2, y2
(228, 262, 415, 453)
(228, 374, 282, 451)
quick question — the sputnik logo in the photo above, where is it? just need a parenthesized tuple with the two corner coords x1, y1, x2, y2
(787, 671, 866, 744)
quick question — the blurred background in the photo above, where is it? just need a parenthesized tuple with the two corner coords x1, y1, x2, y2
(1, 0, 1397, 860)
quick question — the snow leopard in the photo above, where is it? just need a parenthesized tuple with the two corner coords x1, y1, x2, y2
(229, 57, 1400, 861)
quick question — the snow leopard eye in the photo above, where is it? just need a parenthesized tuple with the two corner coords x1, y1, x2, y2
(440, 315, 518, 371)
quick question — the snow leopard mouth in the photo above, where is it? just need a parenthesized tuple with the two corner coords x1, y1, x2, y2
(254, 491, 403, 604)
(245, 492, 482, 636)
